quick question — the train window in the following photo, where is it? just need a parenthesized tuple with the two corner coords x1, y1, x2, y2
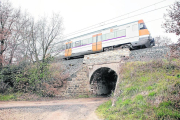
(82, 39, 88, 45)
(81, 39, 84, 45)
(106, 32, 114, 40)
(109, 32, 114, 39)
(97, 35, 101, 42)
(106, 33, 111, 40)
(132, 24, 138, 31)
(114, 31, 117, 38)
(66, 44, 68, 49)
(117, 30, 126, 37)
(139, 23, 147, 30)
(89, 38, 92, 43)
(69, 43, 72, 48)
(86, 38, 89, 44)
(102, 34, 106, 40)
(92, 37, 96, 43)
(75, 41, 81, 47)
(72, 42, 75, 47)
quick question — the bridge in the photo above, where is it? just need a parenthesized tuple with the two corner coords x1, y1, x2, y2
(56, 46, 170, 97)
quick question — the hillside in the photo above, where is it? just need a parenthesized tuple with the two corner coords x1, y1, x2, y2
(96, 58, 180, 120)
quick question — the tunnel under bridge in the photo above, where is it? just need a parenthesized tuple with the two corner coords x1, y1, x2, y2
(83, 49, 130, 96)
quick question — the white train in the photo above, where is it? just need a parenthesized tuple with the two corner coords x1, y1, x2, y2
(59, 19, 155, 59)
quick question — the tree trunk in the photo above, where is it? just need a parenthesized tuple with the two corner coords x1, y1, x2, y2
(0, 40, 4, 69)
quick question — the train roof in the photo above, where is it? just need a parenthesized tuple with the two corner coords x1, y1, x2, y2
(58, 20, 140, 44)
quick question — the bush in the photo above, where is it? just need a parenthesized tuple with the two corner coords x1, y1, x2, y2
(0, 57, 65, 97)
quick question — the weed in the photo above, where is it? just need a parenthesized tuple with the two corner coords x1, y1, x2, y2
(140, 76, 149, 82)
(159, 101, 172, 107)
(146, 86, 153, 91)
(177, 74, 180, 78)
(125, 86, 139, 95)
(0, 94, 15, 101)
(122, 99, 132, 106)
(135, 95, 144, 101)
(156, 107, 180, 119)
(148, 91, 156, 97)
(96, 100, 112, 118)
(77, 94, 89, 98)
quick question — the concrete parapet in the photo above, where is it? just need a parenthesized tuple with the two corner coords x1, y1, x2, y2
(83, 49, 130, 65)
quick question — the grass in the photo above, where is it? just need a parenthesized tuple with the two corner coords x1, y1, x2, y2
(0, 92, 44, 101)
(96, 59, 180, 120)
(0, 94, 16, 101)
(77, 94, 89, 98)
(148, 91, 156, 97)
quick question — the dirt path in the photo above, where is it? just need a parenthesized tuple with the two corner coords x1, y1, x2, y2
(0, 97, 108, 120)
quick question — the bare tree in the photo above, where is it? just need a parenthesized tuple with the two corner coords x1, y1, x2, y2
(0, 0, 21, 68)
(162, 1, 180, 45)
(28, 13, 64, 63)
(0, 0, 64, 67)
(154, 36, 173, 46)
(4, 12, 31, 65)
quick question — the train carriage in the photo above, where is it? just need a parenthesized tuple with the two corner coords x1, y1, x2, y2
(59, 19, 155, 59)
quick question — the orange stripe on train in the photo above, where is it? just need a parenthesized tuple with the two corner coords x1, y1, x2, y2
(139, 29, 150, 36)
(92, 35, 97, 37)
(138, 20, 144, 24)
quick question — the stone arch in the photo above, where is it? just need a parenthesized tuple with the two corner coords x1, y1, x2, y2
(90, 67, 118, 95)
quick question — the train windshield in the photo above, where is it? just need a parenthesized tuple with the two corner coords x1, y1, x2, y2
(139, 23, 147, 30)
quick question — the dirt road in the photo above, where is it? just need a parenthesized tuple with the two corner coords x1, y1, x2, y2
(0, 97, 108, 120)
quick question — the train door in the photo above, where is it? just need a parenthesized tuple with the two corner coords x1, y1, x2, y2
(65, 41, 72, 57)
(92, 33, 102, 52)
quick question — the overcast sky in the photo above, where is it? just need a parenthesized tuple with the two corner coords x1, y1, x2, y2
(9, 0, 178, 42)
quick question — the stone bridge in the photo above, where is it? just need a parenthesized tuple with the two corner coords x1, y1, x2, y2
(62, 46, 170, 97)
(64, 49, 130, 96)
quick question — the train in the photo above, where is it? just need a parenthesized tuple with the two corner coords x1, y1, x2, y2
(59, 19, 155, 59)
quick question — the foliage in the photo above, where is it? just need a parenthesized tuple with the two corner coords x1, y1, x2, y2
(0, 94, 15, 101)
(163, 0, 180, 45)
(0, 57, 64, 97)
(154, 36, 173, 46)
(0, 0, 64, 69)
(77, 94, 89, 98)
(96, 58, 180, 120)
(14, 60, 51, 92)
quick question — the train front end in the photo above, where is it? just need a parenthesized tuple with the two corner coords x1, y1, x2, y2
(131, 20, 155, 48)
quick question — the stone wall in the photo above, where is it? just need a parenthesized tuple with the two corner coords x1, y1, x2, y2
(64, 65, 90, 97)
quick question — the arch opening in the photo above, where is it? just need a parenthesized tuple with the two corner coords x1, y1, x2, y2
(90, 67, 117, 96)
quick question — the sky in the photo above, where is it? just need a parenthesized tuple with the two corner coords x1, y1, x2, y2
(9, 0, 178, 43)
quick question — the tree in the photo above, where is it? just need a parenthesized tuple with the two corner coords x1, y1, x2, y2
(154, 36, 173, 46)
(27, 13, 64, 63)
(0, 0, 21, 68)
(4, 12, 31, 65)
(163, 1, 180, 45)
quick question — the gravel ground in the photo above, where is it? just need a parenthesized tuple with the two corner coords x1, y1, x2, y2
(0, 97, 108, 120)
